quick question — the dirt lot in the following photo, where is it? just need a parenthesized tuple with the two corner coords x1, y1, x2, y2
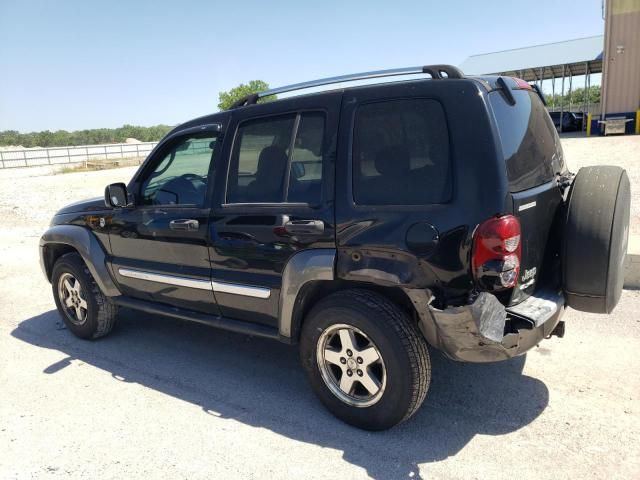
(1, 136, 639, 479)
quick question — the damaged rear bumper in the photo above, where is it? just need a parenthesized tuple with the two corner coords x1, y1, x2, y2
(410, 288, 565, 363)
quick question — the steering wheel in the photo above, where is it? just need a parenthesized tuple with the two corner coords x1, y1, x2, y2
(179, 173, 206, 186)
(153, 174, 207, 205)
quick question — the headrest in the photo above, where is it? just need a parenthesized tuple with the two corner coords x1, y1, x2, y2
(258, 145, 287, 167)
(257, 146, 288, 177)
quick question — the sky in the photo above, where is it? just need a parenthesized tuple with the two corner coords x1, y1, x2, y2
(0, 0, 606, 132)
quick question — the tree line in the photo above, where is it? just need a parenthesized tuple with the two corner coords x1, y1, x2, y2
(2, 80, 274, 148)
(0, 124, 173, 148)
(544, 86, 600, 109)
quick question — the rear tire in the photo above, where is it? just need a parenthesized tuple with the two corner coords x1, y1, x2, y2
(563, 166, 630, 313)
(300, 289, 431, 431)
(52, 252, 118, 339)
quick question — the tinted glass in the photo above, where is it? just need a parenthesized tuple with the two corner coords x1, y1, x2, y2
(141, 136, 216, 206)
(352, 99, 451, 205)
(227, 113, 325, 204)
(489, 90, 562, 192)
(227, 115, 295, 203)
(287, 113, 324, 204)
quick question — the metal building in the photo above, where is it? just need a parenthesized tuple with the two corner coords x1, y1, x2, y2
(459, 35, 603, 85)
(601, 0, 640, 118)
(459, 0, 640, 135)
(459, 36, 604, 133)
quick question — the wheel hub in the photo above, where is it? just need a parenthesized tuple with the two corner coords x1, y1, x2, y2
(57, 272, 88, 326)
(316, 323, 386, 408)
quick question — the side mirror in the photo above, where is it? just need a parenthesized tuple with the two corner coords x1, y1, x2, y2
(105, 182, 130, 208)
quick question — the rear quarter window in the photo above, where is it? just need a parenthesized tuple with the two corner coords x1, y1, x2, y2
(352, 99, 451, 205)
(489, 90, 562, 192)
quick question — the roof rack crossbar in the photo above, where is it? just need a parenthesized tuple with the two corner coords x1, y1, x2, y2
(227, 64, 464, 109)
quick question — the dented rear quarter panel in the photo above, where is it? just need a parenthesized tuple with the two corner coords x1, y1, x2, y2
(335, 79, 511, 304)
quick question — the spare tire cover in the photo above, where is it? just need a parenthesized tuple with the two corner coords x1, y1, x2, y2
(563, 166, 630, 313)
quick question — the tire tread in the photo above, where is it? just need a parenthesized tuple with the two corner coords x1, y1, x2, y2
(307, 288, 431, 425)
(54, 252, 118, 339)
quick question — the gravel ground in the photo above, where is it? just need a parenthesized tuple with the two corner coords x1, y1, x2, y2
(0, 135, 639, 479)
(562, 134, 640, 235)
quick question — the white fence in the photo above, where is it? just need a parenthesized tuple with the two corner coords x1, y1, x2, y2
(0, 142, 159, 169)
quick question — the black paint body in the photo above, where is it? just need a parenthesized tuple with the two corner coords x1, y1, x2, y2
(45, 75, 567, 350)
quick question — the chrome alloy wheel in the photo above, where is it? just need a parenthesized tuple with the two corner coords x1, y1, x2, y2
(316, 324, 387, 407)
(57, 272, 88, 325)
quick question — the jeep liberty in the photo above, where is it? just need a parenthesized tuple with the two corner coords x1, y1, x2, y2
(40, 65, 630, 430)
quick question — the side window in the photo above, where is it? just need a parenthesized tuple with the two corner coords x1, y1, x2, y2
(288, 113, 324, 204)
(226, 112, 325, 204)
(352, 99, 451, 205)
(141, 136, 216, 206)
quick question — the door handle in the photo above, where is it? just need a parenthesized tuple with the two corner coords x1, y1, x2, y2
(284, 219, 324, 236)
(169, 219, 199, 231)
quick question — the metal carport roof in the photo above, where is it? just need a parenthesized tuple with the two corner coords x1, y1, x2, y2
(459, 35, 604, 81)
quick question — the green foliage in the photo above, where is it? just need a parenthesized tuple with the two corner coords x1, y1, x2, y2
(545, 86, 600, 109)
(0, 124, 173, 148)
(217, 80, 276, 110)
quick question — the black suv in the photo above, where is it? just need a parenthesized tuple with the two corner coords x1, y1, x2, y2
(40, 65, 630, 430)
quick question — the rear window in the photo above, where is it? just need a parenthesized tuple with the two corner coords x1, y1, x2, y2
(352, 99, 451, 205)
(489, 90, 561, 192)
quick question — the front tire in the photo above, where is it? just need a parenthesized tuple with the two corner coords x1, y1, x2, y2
(300, 289, 431, 430)
(52, 252, 118, 339)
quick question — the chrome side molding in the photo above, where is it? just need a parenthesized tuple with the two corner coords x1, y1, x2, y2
(212, 280, 271, 299)
(118, 268, 211, 290)
(118, 268, 271, 299)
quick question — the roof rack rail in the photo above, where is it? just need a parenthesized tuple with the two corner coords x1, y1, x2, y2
(228, 64, 464, 109)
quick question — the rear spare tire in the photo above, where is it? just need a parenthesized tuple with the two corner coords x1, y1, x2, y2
(563, 165, 630, 313)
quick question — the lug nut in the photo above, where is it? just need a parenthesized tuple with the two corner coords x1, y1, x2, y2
(340, 357, 346, 364)
(357, 369, 363, 376)
(346, 349, 353, 357)
(357, 357, 363, 364)
(346, 370, 353, 377)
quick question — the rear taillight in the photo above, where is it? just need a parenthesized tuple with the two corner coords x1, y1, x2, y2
(472, 215, 521, 290)
(512, 77, 532, 90)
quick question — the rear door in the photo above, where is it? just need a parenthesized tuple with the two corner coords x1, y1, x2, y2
(488, 87, 567, 303)
(208, 93, 341, 327)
